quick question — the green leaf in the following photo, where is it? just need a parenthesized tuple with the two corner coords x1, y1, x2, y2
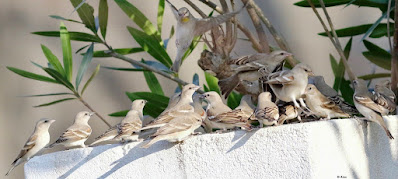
(125, 92, 169, 117)
(205, 72, 220, 94)
(90, 47, 144, 57)
(22, 92, 73, 97)
(127, 27, 172, 67)
(99, 0, 108, 39)
(49, 15, 82, 23)
(43, 68, 75, 91)
(70, 0, 96, 33)
(360, 8, 393, 41)
(227, 92, 243, 109)
(60, 22, 73, 81)
(7, 67, 59, 84)
(75, 45, 90, 54)
(81, 64, 100, 95)
(142, 60, 164, 95)
(115, 0, 161, 40)
(340, 79, 354, 105)
(329, 54, 338, 77)
(109, 110, 129, 117)
(102, 66, 148, 72)
(34, 98, 75, 107)
(157, 0, 165, 33)
(76, 43, 94, 90)
(294, 0, 386, 8)
(41, 45, 65, 76)
(358, 73, 391, 80)
(333, 37, 352, 91)
(32, 31, 102, 42)
(203, 84, 210, 92)
(362, 52, 391, 70)
(363, 40, 391, 55)
(318, 23, 394, 38)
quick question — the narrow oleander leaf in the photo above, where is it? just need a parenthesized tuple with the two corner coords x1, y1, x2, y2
(362, 52, 391, 70)
(41, 44, 65, 76)
(81, 64, 100, 95)
(49, 15, 82, 24)
(34, 98, 75, 107)
(142, 59, 164, 95)
(32, 31, 102, 42)
(157, 0, 165, 33)
(360, 8, 393, 41)
(205, 72, 220, 94)
(102, 66, 148, 72)
(203, 84, 210, 92)
(340, 79, 354, 105)
(125, 92, 169, 117)
(318, 23, 394, 38)
(333, 38, 352, 92)
(109, 110, 129, 117)
(329, 54, 338, 77)
(43, 68, 75, 91)
(115, 0, 161, 40)
(99, 0, 108, 38)
(127, 27, 172, 67)
(358, 73, 391, 80)
(60, 22, 73, 81)
(70, 0, 96, 33)
(294, 0, 386, 8)
(31, 61, 44, 69)
(90, 47, 144, 57)
(192, 73, 199, 86)
(22, 92, 73, 97)
(227, 92, 242, 109)
(76, 43, 94, 90)
(75, 44, 90, 54)
(7, 67, 59, 84)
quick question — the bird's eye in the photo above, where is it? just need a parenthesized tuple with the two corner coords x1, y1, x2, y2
(279, 52, 284, 55)
(44, 120, 48, 123)
(304, 69, 308, 72)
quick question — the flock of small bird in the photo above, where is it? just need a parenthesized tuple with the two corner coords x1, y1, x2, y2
(5, 0, 397, 176)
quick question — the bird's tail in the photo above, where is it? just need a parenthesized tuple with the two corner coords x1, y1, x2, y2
(5, 165, 16, 176)
(141, 136, 165, 149)
(218, 74, 240, 98)
(46, 142, 56, 149)
(89, 135, 115, 147)
(239, 122, 252, 131)
(376, 115, 394, 140)
(5, 158, 21, 176)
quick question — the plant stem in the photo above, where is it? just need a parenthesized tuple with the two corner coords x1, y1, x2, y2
(76, 95, 112, 127)
(392, 0, 398, 92)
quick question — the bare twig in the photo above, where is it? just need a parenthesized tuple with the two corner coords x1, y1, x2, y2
(76, 95, 111, 127)
(242, 0, 270, 53)
(392, 0, 398, 92)
(220, 0, 233, 50)
(198, 0, 223, 12)
(250, 1, 299, 66)
(184, 0, 207, 18)
(306, 0, 356, 81)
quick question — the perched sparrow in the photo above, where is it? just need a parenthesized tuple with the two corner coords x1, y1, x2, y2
(304, 84, 349, 120)
(6, 119, 55, 176)
(309, 75, 358, 115)
(90, 100, 147, 146)
(277, 104, 299, 125)
(235, 95, 255, 118)
(353, 79, 394, 139)
(266, 63, 314, 109)
(241, 80, 261, 95)
(219, 51, 291, 97)
(141, 112, 203, 148)
(48, 111, 94, 148)
(201, 91, 231, 116)
(166, 0, 248, 72)
(165, 92, 181, 111)
(203, 109, 252, 132)
(373, 80, 396, 114)
(254, 92, 279, 127)
(141, 84, 200, 130)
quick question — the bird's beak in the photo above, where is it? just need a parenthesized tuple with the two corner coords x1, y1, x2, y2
(285, 52, 293, 57)
(308, 72, 315, 76)
(194, 86, 201, 91)
(49, 119, 56, 124)
(199, 94, 206, 99)
(144, 100, 148, 104)
(89, 112, 96, 116)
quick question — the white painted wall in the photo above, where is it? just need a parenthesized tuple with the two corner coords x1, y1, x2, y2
(25, 116, 398, 179)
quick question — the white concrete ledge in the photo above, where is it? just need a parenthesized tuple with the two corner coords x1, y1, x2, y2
(25, 116, 398, 179)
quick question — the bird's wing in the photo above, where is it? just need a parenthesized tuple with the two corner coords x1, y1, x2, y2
(194, 11, 240, 36)
(266, 70, 294, 84)
(94, 125, 118, 140)
(165, 0, 179, 20)
(119, 120, 142, 134)
(13, 134, 38, 164)
(209, 109, 247, 123)
(320, 97, 346, 114)
(153, 114, 200, 136)
(54, 126, 92, 144)
(256, 105, 279, 120)
(230, 54, 266, 66)
(354, 94, 386, 114)
(147, 104, 193, 126)
(373, 92, 396, 112)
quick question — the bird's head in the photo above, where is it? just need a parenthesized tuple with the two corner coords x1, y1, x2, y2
(295, 63, 315, 77)
(200, 91, 221, 104)
(304, 84, 317, 96)
(178, 7, 191, 23)
(352, 79, 366, 90)
(258, 92, 272, 101)
(37, 118, 56, 130)
(182, 84, 201, 97)
(131, 99, 148, 111)
(377, 79, 391, 88)
(75, 111, 95, 123)
(270, 50, 292, 63)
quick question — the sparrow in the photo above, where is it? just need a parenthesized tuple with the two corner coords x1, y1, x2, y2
(353, 79, 394, 139)
(201, 91, 232, 116)
(140, 84, 200, 130)
(241, 80, 261, 95)
(6, 118, 55, 176)
(48, 111, 94, 148)
(141, 112, 203, 148)
(253, 92, 279, 127)
(266, 63, 315, 109)
(89, 100, 147, 146)
(304, 84, 349, 120)
(203, 108, 252, 132)
(219, 50, 292, 97)
(309, 75, 358, 115)
(235, 94, 255, 118)
(277, 104, 299, 125)
(166, 0, 248, 72)
(373, 80, 396, 114)
(165, 92, 181, 111)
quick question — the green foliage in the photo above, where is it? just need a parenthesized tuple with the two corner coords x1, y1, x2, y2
(98, 0, 108, 39)
(32, 31, 102, 42)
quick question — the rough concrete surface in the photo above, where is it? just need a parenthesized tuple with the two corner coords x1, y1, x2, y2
(25, 116, 398, 179)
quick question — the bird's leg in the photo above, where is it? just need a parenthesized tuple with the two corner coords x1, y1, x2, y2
(353, 115, 368, 128)
(192, 131, 202, 135)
